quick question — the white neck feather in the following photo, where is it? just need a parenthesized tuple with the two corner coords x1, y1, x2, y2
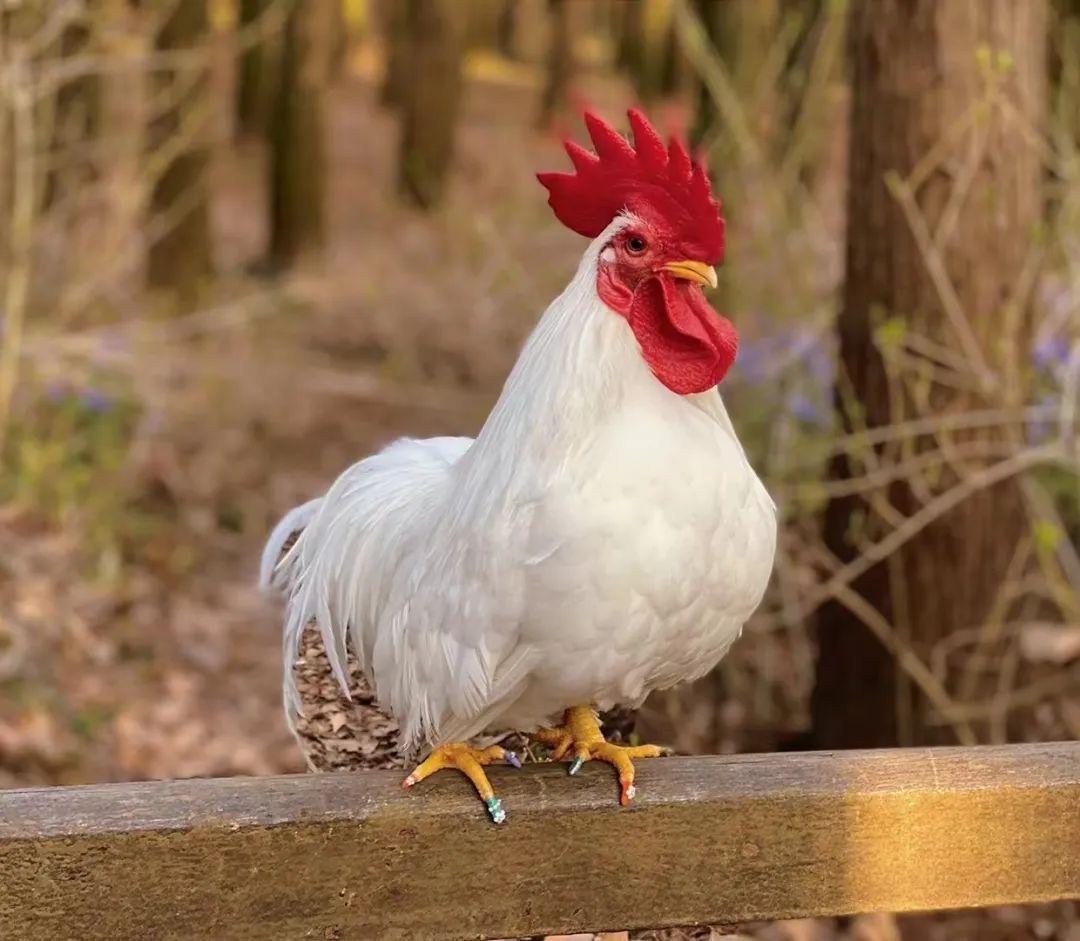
(461, 222, 638, 465)
(453, 218, 737, 506)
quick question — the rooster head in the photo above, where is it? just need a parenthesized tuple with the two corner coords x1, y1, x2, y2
(538, 109, 736, 395)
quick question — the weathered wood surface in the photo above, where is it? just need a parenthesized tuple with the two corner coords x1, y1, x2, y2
(1, 744, 1077, 940)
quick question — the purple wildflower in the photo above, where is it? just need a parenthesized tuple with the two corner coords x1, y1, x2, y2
(805, 338, 835, 393)
(787, 391, 827, 426)
(79, 388, 114, 414)
(1033, 333, 1069, 372)
(1026, 394, 1058, 444)
(735, 320, 835, 398)
(736, 338, 772, 386)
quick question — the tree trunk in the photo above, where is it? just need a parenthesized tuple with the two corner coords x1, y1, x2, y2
(1052, 0, 1080, 150)
(329, 0, 350, 81)
(615, 0, 643, 75)
(495, 0, 518, 59)
(812, 0, 1047, 748)
(235, 0, 273, 137)
(267, 0, 330, 268)
(146, 0, 214, 297)
(379, 0, 410, 108)
(396, 0, 464, 210)
(0, 6, 41, 268)
(688, 0, 722, 148)
(42, 16, 101, 210)
(537, 0, 573, 128)
(617, 0, 676, 103)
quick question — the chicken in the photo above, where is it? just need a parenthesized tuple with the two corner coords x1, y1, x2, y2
(261, 109, 777, 823)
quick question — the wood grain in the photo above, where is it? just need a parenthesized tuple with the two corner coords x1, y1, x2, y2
(1, 744, 1077, 940)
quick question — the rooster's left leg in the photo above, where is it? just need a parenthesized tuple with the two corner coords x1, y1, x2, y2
(402, 743, 520, 823)
(532, 705, 665, 805)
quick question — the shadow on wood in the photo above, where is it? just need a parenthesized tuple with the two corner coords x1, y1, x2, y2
(0, 744, 1077, 940)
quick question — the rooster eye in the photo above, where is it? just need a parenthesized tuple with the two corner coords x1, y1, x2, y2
(626, 235, 647, 254)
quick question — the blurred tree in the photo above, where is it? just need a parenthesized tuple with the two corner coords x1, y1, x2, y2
(1052, 0, 1080, 150)
(688, 0, 722, 148)
(396, 0, 464, 209)
(43, 15, 101, 210)
(235, 0, 273, 137)
(537, 0, 574, 128)
(0, 6, 39, 256)
(813, 0, 1048, 748)
(147, 0, 215, 297)
(723, 0, 778, 102)
(379, 0, 409, 108)
(657, 7, 686, 96)
(495, 0, 518, 59)
(463, 0, 506, 50)
(0, 2, 45, 446)
(329, 0, 351, 80)
(615, 0, 644, 74)
(268, 0, 332, 267)
(616, 0, 679, 102)
(687, 0, 779, 149)
(2, 6, 101, 218)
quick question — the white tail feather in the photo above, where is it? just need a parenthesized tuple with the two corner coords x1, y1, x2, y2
(259, 498, 323, 590)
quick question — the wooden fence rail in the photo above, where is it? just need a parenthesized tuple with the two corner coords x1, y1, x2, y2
(1, 743, 1077, 940)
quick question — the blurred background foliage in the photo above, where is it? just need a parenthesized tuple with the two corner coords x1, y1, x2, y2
(2, 1, 1079, 936)
(0, 0, 1077, 831)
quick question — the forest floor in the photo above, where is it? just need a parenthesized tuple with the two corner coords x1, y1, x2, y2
(1, 57, 1076, 941)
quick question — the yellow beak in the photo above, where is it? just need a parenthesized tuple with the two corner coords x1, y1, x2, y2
(660, 260, 719, 289)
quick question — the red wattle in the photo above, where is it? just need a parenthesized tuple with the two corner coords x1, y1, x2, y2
(626, 275, 737, 395)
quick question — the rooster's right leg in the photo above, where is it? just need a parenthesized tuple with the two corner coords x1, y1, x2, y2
(402, 743, 521, 824)
(532, 706, 665, 805)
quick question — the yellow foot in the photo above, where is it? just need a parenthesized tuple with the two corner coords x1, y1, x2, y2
(532, 705, 665, 806)
(402, 742, 521, 824)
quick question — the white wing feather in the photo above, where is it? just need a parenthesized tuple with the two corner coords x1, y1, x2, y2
(271, 435, 536, 750)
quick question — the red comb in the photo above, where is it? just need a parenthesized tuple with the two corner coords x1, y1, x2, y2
(537, 109, 724, 264)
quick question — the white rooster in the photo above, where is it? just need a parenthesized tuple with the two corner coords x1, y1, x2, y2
(262, 110, 776, 823)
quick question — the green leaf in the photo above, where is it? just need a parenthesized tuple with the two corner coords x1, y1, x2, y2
(875, 316, 908, 350)
(1032, 519, 1063, 553)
